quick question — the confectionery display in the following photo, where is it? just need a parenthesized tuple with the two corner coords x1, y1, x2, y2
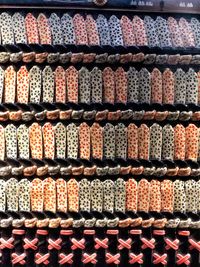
(0, 66, 200, 105)
(0, 177, 199, 213)
(0, 12, 200, 48)
(0, 122, 199, 161)
(0, 1, 198, 267)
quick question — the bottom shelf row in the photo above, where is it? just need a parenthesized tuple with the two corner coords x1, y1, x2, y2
(0, 210, 198, 267)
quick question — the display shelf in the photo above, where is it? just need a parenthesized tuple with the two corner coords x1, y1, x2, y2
(0, 2, 198, 267)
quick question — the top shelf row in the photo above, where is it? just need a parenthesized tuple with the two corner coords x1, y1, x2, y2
(2, 12, 200, 49)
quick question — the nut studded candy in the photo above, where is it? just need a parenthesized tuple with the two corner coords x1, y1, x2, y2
(93, 0, 107, 6)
